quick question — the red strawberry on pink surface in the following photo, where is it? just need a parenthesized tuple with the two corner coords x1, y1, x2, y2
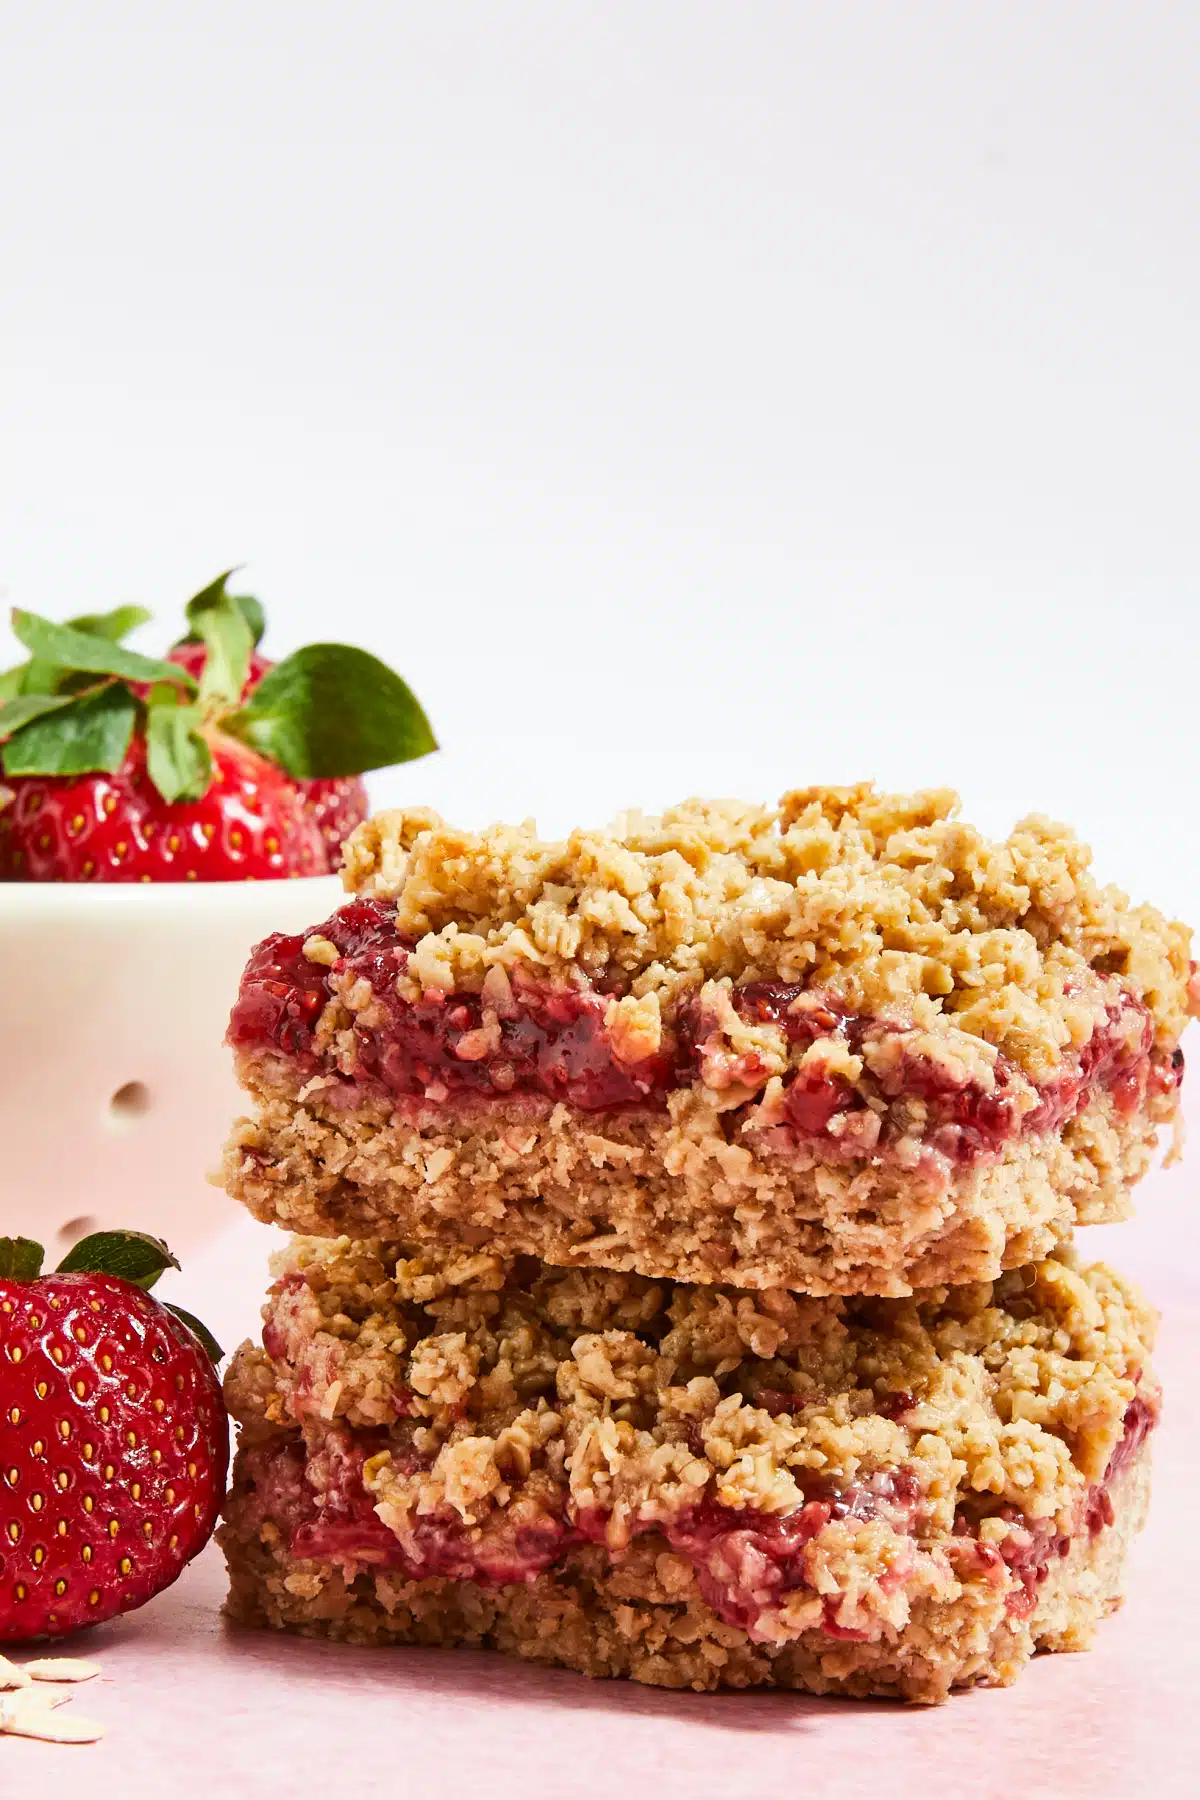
(0, 575, 433, 882)
(0, 1231, 227, 1642)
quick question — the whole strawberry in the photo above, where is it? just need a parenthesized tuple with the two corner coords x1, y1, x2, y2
(0, 1232, 227, 1641)
(0, 574, 434, 882)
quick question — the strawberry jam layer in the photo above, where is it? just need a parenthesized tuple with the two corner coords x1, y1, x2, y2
(949, 1392, 1158, 1618)
(245, 1434, 579, 1586)
(229, 899, 1173, 1164)
(653, 1469, 923, 1641)
(729, 981, 1166, 1163)
(235, 1402, 1153, 1645)
(229, 900, 676, 1111)
(237, 1404, 1151, 1648)
(235, 1430, 925, 1642)
(1084, 1392, 1158, 1537)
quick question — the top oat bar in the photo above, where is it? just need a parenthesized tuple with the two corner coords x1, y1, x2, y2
(223, 785, 1197, 1295)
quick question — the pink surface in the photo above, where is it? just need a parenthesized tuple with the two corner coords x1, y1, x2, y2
(6, 1306, 1198, 1798)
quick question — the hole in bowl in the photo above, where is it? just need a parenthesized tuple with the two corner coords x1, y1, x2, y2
(109, 1081, 152, 1121)
(58, 1215, 98, 1248)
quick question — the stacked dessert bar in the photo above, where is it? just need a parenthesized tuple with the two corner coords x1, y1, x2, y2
(218, 785, 1194, 1701)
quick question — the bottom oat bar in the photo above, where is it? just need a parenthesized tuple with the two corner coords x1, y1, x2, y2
(220, 1237, 1158, 1703)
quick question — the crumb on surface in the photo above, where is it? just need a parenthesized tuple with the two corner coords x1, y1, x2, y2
(23, 1657, 101, 1683)
(0, 1657, 105, 1743)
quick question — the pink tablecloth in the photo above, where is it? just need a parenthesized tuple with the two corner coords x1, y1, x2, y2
(6, 1299, 1198, 1799)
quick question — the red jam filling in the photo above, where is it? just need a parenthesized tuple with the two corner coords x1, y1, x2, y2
(285, 1431, 576, 1585)
(228, 899, 1173, 1163)
(294, 1510, 573, 1586)
(237, 1390, 1152, 1640)
(239, 1430, 917, 1642)
(731, 980, 1161, 1159)
(1083, 1392, 1157, 1537)
(950, 1393, 1158, 1617)
(657, 1469, 922, 1641)
(228, 901, 675, 1111)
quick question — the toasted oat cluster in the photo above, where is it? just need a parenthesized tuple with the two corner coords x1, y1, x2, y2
(224, 787, 1195, 1294)
(339, 788, 1193, 1056)
(219, 1236, 1157, 1701)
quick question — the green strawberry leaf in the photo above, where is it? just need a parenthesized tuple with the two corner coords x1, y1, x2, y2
(223, 642, 438, 778)
(68, 604, 153, 643)
(0, 690, 79, 738)
(7, 604, 153, 699)
(11, 609, 197, 692)
(57, 1229, 180, 1290)
(230, 592, 266, 647)
(0, 1237, 45, 1280)
(145, 691, 213, 803)
(184, 572, 253, 706)
(179, 574, 265, 651)
(164, 1303, 224, 1363)
(1, 682, 138, 778)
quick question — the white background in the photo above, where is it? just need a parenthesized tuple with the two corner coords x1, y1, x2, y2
(2, 3, 1196, 903)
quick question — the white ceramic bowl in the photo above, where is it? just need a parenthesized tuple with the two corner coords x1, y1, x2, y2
(0, 877, 343, 1259)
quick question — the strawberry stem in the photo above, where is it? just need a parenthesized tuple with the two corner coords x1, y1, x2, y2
(184, 574, 254, 711)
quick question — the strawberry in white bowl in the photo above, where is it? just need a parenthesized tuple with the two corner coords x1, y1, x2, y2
(0, 575, 435, 1255)
(0, 573, 434, 882)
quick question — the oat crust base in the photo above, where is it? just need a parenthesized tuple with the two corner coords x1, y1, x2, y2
(225, 1066, 1161, 1296)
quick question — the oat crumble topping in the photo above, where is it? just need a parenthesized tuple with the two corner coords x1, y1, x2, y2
(227, 1236, 1155, 1560)
(340, 786, 1195, 1078)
